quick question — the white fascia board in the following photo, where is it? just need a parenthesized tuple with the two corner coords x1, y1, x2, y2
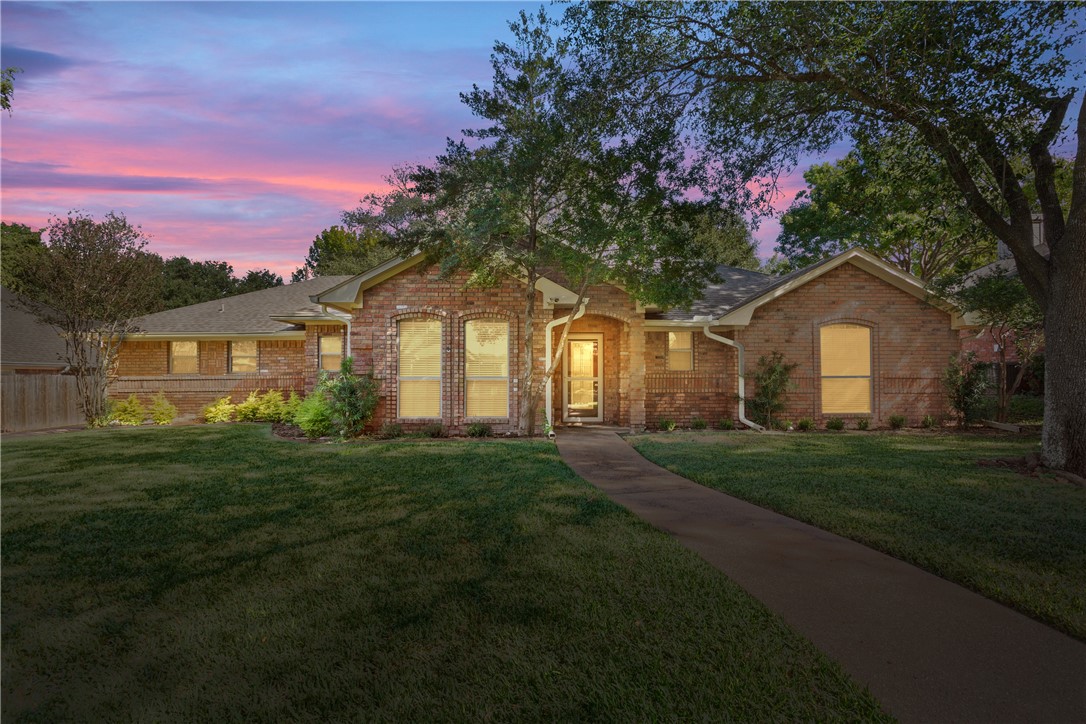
(536, 276, 579, 308)
(124, 331, 307, 341)
(312, 253, 427, 308)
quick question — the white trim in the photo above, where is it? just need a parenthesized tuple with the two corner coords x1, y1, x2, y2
(125, 331, 306, 341)
(562, 333, 604, 423)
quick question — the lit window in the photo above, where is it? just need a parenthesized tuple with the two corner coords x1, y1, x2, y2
(170, 341, 198, 374)
(398, 319, 441, 418)
(668, 331, 693, 371)
(820, 324, 871, 414)
(319, 335, 343, 372)
(230, 340, 258, 373)
(465, 320, 509, 417)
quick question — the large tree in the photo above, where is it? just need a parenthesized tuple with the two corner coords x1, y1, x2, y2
(290, 225, 394, 283)
(569, 1, 1086, 476)
(1, 222, 47, 295)
(158, 256, 281, 310)
(17, 212, 162, 426)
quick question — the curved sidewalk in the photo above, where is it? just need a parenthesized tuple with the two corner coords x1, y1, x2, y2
(556, 427, 1086, 723)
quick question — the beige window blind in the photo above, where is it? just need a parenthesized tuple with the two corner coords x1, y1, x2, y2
(465, 320, 509, 417)
(399, 319, 441, 418)
(319, 335, 343, 372)
(170, 341, 198, 374)
(668, 331, 693, 371)
(820, 324, 871, 414)
(230, 340, 258, 373)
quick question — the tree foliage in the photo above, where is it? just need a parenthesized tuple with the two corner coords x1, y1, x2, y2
(290, 225, 394, 282)
(158, 256, 281, 310)
(1, 222, 47, 294)
(1, 66, 20, 113)
(16, 212, 163, 426)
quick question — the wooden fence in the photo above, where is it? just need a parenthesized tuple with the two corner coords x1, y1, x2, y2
(1, 374, 84, 433)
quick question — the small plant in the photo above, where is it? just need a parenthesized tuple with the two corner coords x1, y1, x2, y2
(690, 417, 708, 430)
(796, 418, 814, 431)
(717, 418, 735, 431)
(466, 422, 492, 438)
(377, 422, 403, 439)
(921, 414, 936, 429)
(825, 417, 845, 431)
(149, 391, 177, 425)
(771, 419, 793, 431)
(294, 392, 334, 439)
(745, 351, 798, 429)
(283, 391, 303, 422)
(856, 418, 870, 431)
(234, 391, 263, 422)
(202, 397, 236, 423)
(889, 415, 906, 430)
(943, 351, 989, 428)
(111, 394, 146, 426)
(256, 390, 287, 422)
(659, 418, 677, 432)
(421, 423, 447, 438)
(324, 357, 380, 439)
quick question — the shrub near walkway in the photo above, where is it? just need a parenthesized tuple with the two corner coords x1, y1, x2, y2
(630, 431, 1086, 640)
(1, 426, 886, 722)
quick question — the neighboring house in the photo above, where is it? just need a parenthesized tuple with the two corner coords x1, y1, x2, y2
(1, 285, 69, 375)
(113, 248, 969, 432)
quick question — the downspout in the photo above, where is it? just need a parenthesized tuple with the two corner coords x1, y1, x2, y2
(702, 323, 765, 432)
(544, 301, 588, 436)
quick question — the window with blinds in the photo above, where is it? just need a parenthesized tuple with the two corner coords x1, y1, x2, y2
(465, 320, 509, 417)
(319, 334, 343, 372)
(668, 331, 693, 371)
(820, 324, 871, 414)
(170, 341, 198, 374)
(230, 340, 258, 373)
(398, 318, 441, 418)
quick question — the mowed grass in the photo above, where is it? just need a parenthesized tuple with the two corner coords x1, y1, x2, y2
(630, 431, 1086, 640)
(1, 425, 887, 722)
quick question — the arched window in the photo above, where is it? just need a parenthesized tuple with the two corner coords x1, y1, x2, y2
(820, 324, 871, 414)
(398, 318, 441, 418)
(465, 319, 509, 417)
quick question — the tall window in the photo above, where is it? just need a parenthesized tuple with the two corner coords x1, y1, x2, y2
(465, 320, 509, 417)
(230, 340, 258, 373)
(170, 341, 198, 374)
(667, 331, 693, 371)
(319, 334, 343, 372)
(398, 319, 441, 418)
(820, 324, 871, 414)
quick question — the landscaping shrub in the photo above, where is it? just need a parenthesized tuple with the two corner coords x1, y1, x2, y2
(796, 418, 814, 431)
(421, 423, 447, 438)
(745, 351, 798, 429)
(466, 422, 492, 438)
(111, 394, 146, 426)
(256, 390, 288, 422)
(889, 415, 906, 430)
(856, 418, 870, 431)
(283, 391, 303, 422)
(377, 422, 403, 439)
(825, 417, 845, 431)
(717, 418, 735, 431)
(202, 397, 235, 423)
(943, 351, 989, 427)
(149, 391, 177, 425)
(294, 392, 334, 439)
(659, 418, 677, 432)
(234, 391, 263, 422)
(772, 419, 793, 431)
(921, 414, 936, 429)
(690, 417, 708, 430)
(324, 357, 380, 439)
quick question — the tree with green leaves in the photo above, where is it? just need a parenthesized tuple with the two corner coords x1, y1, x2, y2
(2, 66, 20, 113)
(352, 10, 718, 434)
(16, 212, 163, 426)
(1, 222, 47, 295)
(569, 1, 1086, 476)
(235, 268, 283, 294)
(290, 225, 393, 283)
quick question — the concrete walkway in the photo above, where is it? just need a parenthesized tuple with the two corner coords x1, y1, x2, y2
(556, 427, 1086, 723)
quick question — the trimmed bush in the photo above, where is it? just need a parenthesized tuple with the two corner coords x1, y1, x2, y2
(856, 418, 870, 431)
(149, 391, 177, 426)
(283, 391, 303, 423)
(324, 357, 380, 439)
(466, 422, 492, 438)
(256, 390, 287, 422)
(421, 423, 447, 438)
(202, 397, 235, 423)
(234, 391, 263, 422)
(377, 422, 403, 439)
(943, 352, 989, 427)
(921, 414, 936, 429)
(690, 417, 708, 430)
(717, 418, 735, 431)
(825, 417, 845, 431)
(796, 418, 814, 432)
(889, 415, 907, 430)
(746, 351, 798, 429)
(659, 419, 677, 432)
(294, 392, 334, 439)
(111, 394, 146, 426)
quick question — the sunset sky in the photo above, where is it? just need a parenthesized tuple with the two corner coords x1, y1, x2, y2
(2, 2, 1077, 280)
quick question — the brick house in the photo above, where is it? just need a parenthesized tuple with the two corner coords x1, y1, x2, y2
(112, 248, 970, 431)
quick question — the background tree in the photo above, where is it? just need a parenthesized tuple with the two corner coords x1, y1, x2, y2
(235, 268, 283, 294)
(290, 225, 393, 282)
(2, 66, 20, 113)
(1, 222, 47, 295)
(569, 1, 1086, 475)
(17, 212, 162, 426)
(158, 256, 281, 310)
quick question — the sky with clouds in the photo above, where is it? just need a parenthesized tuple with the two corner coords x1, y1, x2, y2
(2, 2, 1078, 280)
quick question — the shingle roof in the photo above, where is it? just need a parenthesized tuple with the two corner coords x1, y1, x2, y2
(647, 265, 775, 321)
(1, 286, 68, 368)
(132, 276, 354, 335)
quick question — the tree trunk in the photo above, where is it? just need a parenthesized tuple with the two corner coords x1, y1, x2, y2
(1041, 221, 1086, 477)
(520, 271, 538, 436)
(996, 345, 1009, 423)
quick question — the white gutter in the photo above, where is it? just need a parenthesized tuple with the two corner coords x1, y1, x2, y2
(701, 323, 765, 432)
(544, 300, 588, 432)
(321, 305, 352, 360)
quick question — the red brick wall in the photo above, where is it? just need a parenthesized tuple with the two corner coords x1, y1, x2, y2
(644, 329, 738, 428)
(736, 262, 960, 426)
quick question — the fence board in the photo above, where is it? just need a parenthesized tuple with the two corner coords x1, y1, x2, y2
(1, 374, 84, 432)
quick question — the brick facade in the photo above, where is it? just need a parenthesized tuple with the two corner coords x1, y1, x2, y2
(644, 329, 739, 429)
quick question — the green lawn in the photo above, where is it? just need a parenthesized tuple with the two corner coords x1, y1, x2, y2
(630, 430, 1086, 640)
(1, 425, 887, 722)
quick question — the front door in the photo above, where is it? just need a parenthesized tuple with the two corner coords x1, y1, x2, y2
(563, 335, 602, 422)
